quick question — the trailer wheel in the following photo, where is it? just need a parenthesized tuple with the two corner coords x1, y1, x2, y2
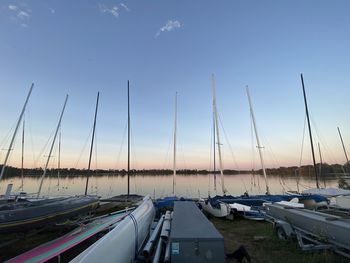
(275, 225, 288, 241)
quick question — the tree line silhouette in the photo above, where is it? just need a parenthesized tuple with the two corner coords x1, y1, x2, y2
(0, 162, 349, 178)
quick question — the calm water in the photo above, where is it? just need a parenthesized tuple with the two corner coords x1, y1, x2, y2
(0, 174, 339, 199)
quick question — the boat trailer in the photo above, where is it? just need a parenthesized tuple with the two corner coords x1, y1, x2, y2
(265, 203, 350, 259)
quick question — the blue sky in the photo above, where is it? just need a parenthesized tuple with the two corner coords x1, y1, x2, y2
(0, 0, 349, 170)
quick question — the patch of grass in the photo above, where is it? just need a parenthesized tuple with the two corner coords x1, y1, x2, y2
(209, 216, 349, 263)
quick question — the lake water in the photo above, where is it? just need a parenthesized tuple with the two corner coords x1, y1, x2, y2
(0, 174, 340, 198)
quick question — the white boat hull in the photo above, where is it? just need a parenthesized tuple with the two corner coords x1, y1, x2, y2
(70, 196, 155, 263)
(198, 198, 230, 218)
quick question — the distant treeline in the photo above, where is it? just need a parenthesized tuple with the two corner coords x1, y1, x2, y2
(0, 163, 349, 178)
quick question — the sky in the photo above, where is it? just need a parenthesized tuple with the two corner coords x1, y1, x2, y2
(0, 0, 349, 171)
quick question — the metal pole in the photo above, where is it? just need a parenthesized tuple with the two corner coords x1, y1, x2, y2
(213, 112, 216, 192)
(37, 94, 68, 197)
(21, 117, 25, 191)
(0, 84, 33, 181)
(172, 92, 177, 195)
(337, 127, 349, 173)
(317, 142, 323, 185)
(246, 86, 270, 194)
(58, 129, 61, 188)
(85, 92, 99, 196)
(211, 74, 227, 195)
(300, 74, 319, 189)
(127, 81, 130, 197)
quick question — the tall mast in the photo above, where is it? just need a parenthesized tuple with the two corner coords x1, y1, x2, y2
(211, 74, 227, 195)
(172, 92, 177, 195)
(213, 112, 216, 192)
(337, 127, 349, 173)
(127, 81, 130, 197)
(300, 74, 319, 189)
(318, 142, 323, 179)
(21, 117, 25, 191)
(58, 129, 61, 188)
(84, 92, 99, 196)
(37, 95, 68, 197)
(0, 84, 33, 181)
(246, 86, 270, 195)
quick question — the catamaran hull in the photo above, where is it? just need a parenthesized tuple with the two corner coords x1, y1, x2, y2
(0, 196, 99, 233)
(70, 196, 155, 263)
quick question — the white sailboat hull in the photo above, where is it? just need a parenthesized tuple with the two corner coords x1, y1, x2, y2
(70, 196, 155, 263)
(198, 198, 230, 218)
(302, 187, 350, 198)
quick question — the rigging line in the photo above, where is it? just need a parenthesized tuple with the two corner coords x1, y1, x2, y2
(73, 125, 93, 169)
(218, 113, 240, 171)
(114, 122, 127, 170)
(161, 125, 173, 170)
(310, 116, 337, 164)
(0, 120, 17, 157)
(94, 127, 98, 195)
(27, 108, 36, 168)
(130, 128, 138, 193)
(34, 129, 55, 168)
(208, 115, 214, 195)
(178, 138, 188, 170)
(297, 114, 307, 192)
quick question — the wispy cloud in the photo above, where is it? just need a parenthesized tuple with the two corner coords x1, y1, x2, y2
(98, 3, 130, 18)
(156, 20, 183, 37)
(49, 8, 55, 14)
(18, 10, 30, 19)
(99, 3, 119, 18)
(8, 4, 31, 27)
(8, 5, 18, 11)
(120, 3, 130, 12)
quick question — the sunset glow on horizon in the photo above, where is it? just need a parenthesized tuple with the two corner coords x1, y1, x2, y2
(1, 1, 349, 172)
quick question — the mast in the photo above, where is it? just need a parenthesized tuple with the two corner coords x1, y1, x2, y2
(84, 92, 99, 196)
(213, 112, 217, 192)
(337, 127, 349, 173)
(58, 129, 61, 188)
(172, 92, 177, 195)
(21, 117, 25, 191)
(0, 84, 33, 181)
(37, 95, 68, 198)
(127, 81, 130, 197)
(317, 142, 325, 187)
(300, 74, 319, 189)
(211, 74, 227, 195)
(246, 86, 270, 195)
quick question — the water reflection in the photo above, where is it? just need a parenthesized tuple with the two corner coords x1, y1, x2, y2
(0, 174, 339, 199)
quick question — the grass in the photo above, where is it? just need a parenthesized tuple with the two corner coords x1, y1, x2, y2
(209, 216, 349, 263)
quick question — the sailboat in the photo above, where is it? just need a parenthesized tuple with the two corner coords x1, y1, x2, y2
(200, 78, 328, 219)
(299, 75, 350, 199)
(100, 81, 143, 206)
(153, 92, 191, 209)
(198, 74, 231, 218)
(0, 90, 99, 233)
